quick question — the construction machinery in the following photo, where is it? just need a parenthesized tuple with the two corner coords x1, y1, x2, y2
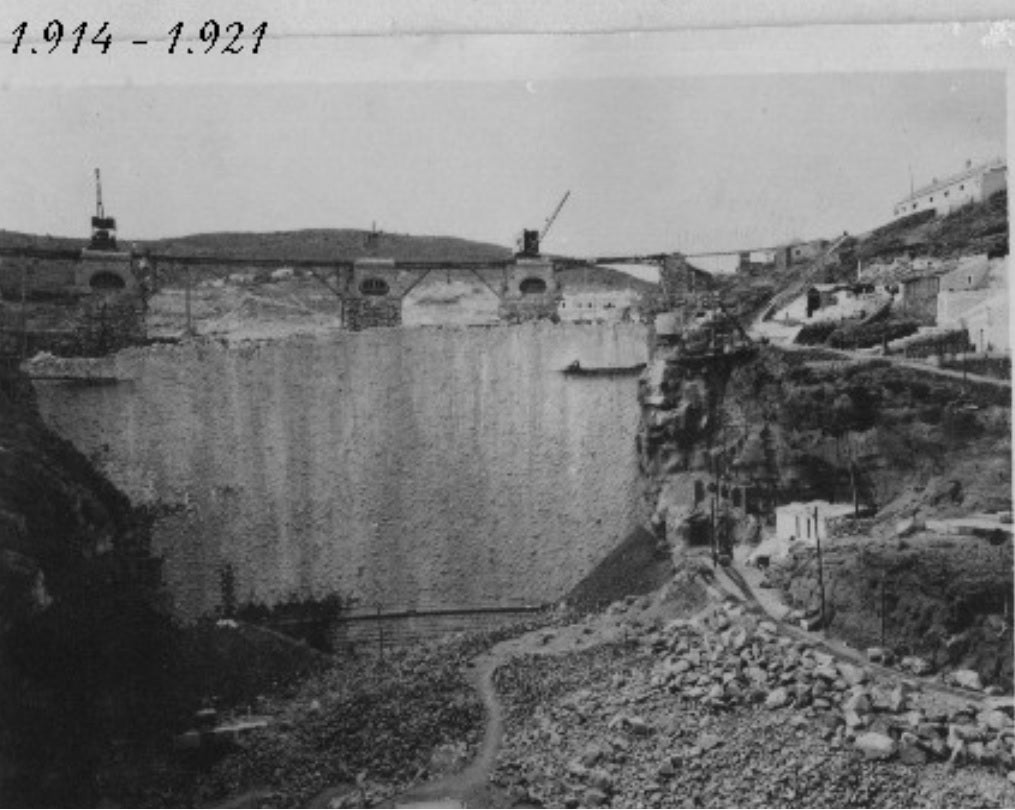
(90, 168, 118, 251)
(517, 190, 571, 257)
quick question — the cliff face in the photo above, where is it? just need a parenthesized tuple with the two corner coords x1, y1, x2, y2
(636, 340, 756, 548)
(0, 376, 169, 806)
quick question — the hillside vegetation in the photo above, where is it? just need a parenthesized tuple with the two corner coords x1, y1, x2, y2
(857, 190, 1008, 264)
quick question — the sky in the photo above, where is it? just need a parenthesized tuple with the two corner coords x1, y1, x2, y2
(0, 65, 1004, 266)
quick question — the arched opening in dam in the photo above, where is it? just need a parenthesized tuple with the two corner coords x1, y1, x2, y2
(30, 321, 649, 642)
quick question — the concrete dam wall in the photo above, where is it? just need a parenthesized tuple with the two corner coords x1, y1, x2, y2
(31, 322, 649, 621)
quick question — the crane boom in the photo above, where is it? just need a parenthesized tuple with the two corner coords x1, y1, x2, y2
(95, 168, 104, 218)
(540, 190, 571, 241)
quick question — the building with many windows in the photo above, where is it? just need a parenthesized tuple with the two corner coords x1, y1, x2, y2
(893, 158, 1007, 219)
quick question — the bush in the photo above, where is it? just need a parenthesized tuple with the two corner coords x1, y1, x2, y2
(828, 319, 919, 350)
(901, 329, 971, 358)
(794, 320, 839, 345)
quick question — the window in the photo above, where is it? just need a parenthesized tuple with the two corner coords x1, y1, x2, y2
(359, 277, 390, 296)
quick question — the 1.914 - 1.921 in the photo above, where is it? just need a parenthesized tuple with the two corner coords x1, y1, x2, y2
(11, 21, 268, 54)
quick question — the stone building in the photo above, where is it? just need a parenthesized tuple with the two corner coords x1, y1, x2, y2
(498, 257, 560, 322)
(343, 258, 403, 330)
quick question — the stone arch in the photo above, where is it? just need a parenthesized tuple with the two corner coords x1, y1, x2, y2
(519, 277, 548, 295)
(89, 271, 126, 290)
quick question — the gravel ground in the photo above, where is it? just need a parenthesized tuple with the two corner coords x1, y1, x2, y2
(490, 599, 1015, 809)
(97, 620, 549, 808)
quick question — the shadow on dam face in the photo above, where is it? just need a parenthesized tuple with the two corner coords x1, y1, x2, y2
(31, 321, 650, 629)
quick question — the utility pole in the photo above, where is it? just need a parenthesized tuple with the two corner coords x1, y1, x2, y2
(880, 575, 887, 648)
(814, 505, 826, 628)
(19, 260, 28, 360)
(184, 264, 193, 335)
(711, 490, 718, 569)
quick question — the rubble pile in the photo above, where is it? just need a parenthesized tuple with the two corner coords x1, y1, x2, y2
(492, 599, 1015, 808)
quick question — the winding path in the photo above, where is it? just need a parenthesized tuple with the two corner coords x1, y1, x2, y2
(387, 614, 648, 808)
(391, 648, 508, 809)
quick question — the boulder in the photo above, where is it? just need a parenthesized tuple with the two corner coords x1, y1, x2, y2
(814, 664, 839, 682)
(765, 687, 791, 709)
(887, 683, 910, 713)
(579, 742, 606, 768)
(866, 647, 894, 665)
(900, 655, 933, 676)
(836, 662, 869, 686)
(843, 690, 873, 715)
(585, 768, 614, 793)
(984, 695, 1015, 716)
(977, 709, 1012, 733)
(698, 732, 723, 751)
(855, 732, 897, 760)
(607, 712, 652, 736)
(949, 723, 986, 743)
(898, 733, 928, 766)
(948, 669, 983, 691)
(967, 741, 992, 765)
(814, 650, 835, 667)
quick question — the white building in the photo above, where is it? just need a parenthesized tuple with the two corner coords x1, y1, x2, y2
(958, 294, 1010, 353)
(774, 501, 855, 547)
(893, 158, 1007, 219)
(936, 257, 1009, 352)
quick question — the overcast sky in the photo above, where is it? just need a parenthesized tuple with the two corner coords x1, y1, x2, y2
(0, 69, 1004, 263)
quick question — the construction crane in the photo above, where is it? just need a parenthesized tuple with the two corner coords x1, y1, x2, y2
(540, 190, 571, 243)
(517, 190, 572, 258)
(90, 168, 118, 250)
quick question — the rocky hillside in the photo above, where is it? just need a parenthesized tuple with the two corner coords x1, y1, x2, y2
(0, 373, 170, 805)
(730, 353, 1011, 686)
(637, 340, 1012, 688)
(491, 595, 1015, 808)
